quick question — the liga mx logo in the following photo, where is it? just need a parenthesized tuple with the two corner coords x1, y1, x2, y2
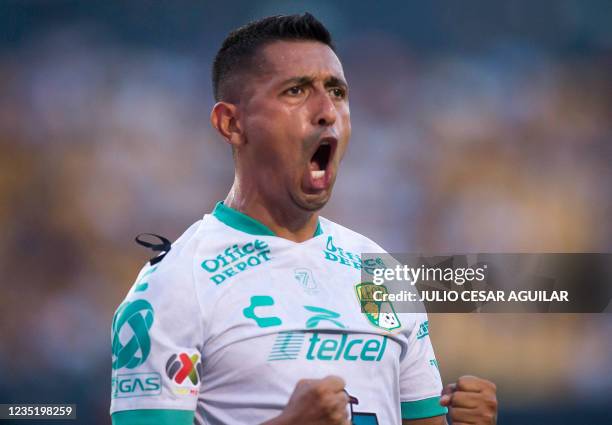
(166, 352, 203, 386)
(112, 300, 155, 370)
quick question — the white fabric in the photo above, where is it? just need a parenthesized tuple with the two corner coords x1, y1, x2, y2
(110, 211, 443, 424)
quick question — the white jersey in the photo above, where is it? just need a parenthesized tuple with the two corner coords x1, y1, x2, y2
(110, 202, 447, 425)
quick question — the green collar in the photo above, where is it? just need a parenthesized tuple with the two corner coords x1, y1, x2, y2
(212, 201, 323, 237)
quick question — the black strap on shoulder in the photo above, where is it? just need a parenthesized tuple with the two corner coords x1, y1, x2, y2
(134, 233, 172, 265)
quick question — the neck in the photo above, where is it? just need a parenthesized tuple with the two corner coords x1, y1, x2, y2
(224, 182, 319, 243)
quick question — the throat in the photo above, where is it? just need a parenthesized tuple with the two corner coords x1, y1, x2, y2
(224, 193, 320, 243)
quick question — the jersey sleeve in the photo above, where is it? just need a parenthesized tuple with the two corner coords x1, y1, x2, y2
(110, 247, 204, 425)
(358, 239, 448, 420)
(398, 313, 448, 420)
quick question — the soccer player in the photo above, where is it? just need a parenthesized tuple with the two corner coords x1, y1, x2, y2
(110, 13, 498, 425)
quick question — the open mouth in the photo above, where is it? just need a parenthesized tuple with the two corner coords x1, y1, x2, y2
(310, 143, 332, 177)
(307, 137, 337, 190)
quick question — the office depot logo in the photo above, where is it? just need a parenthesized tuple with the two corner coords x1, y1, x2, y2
(201, 240, 271, 285)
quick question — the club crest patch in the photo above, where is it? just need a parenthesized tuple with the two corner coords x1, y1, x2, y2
(355, 282, 401, 331)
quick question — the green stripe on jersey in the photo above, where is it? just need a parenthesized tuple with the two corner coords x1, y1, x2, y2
(401, 396, 448, 419)
(112, 409, 194, 425)
(213, 201, 323, 237)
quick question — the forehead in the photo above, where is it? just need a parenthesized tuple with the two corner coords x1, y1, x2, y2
(257, 40, 345, 82)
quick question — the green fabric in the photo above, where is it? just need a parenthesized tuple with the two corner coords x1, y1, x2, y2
(400, 396, 448, 420)
(112, 409, 194, 425)
(213, 201, 323, 237)
(313, 220, 323, 236)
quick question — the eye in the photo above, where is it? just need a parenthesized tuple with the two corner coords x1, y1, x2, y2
(285, 86, 304, 96)
(330, 87, 347, 99)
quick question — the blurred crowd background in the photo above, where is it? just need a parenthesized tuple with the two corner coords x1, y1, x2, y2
(1, 1, 611, 423)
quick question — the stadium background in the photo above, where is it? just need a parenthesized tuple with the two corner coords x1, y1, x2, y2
(1, 1, 611, 423)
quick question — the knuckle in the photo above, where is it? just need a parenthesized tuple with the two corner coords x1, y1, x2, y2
(486, 396, 498, 410)
(457, 375, 471, 387)
(330, 410, 346, 423)
(473, 405, 494, 421)
(482, 411, 495, 422)
(314, 384, 327, 400)
(449, 392, 463, 405)
(479, 377, 496, 389)
(329, 375, 346, 388)
(296, 379, 308, 388)
(329, 374, 344, 382)
(443, 382, 457, 397)
(325, 402, 339, 417)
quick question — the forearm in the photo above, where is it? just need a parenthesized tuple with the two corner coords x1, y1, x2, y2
(260, 412, 293, 425)
(402, 415, 447, 425)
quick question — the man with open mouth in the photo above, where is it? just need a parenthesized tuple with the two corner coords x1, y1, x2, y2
(110, 13, 498, 425)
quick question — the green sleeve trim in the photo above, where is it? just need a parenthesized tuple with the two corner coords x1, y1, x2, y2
(112, 409, 194, 425)
(401, 396, 448, 420)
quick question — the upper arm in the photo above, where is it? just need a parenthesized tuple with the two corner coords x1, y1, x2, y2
(361, 247, 448, 422)
(398, 314, 448, 421)
(110, 258, 204, 425)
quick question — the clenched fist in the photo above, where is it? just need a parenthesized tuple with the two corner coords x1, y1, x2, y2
(263, 375, 350, 425)
(440, 375, 498, 425)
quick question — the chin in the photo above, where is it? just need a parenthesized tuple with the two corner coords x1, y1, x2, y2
(291, 191, 331, 212)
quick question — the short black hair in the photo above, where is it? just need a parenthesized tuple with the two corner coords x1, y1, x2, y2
(212, 13, 335, 102)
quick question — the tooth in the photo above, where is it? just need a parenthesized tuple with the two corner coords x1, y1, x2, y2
(311, 170, 325, 179)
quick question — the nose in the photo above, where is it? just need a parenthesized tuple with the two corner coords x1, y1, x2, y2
(310, 89, 337, 127)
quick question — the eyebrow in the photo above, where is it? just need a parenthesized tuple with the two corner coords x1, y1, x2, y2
(280, 75, 348, 90)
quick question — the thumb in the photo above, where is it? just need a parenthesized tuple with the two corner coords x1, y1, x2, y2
(439, 383, 456, 407)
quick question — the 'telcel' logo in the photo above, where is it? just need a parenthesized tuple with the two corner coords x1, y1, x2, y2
(166, 352, 203, 385)
(112, 300, 155, 370)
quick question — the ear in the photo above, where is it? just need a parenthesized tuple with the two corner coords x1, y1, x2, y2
(210, 102, 244, 149)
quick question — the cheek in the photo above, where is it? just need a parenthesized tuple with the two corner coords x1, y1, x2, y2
(245, 106, 303, 165)
(344, 114, 352, 140)
(338, 110, 351, 159)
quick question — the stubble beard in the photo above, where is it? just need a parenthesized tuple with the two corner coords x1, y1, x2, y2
(288, 188, 331, 213)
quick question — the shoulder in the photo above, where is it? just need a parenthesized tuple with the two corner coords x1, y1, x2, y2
(122, 216, 216, 306)
(123, 212, 265, 302)
(319, 216, 387, 254)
